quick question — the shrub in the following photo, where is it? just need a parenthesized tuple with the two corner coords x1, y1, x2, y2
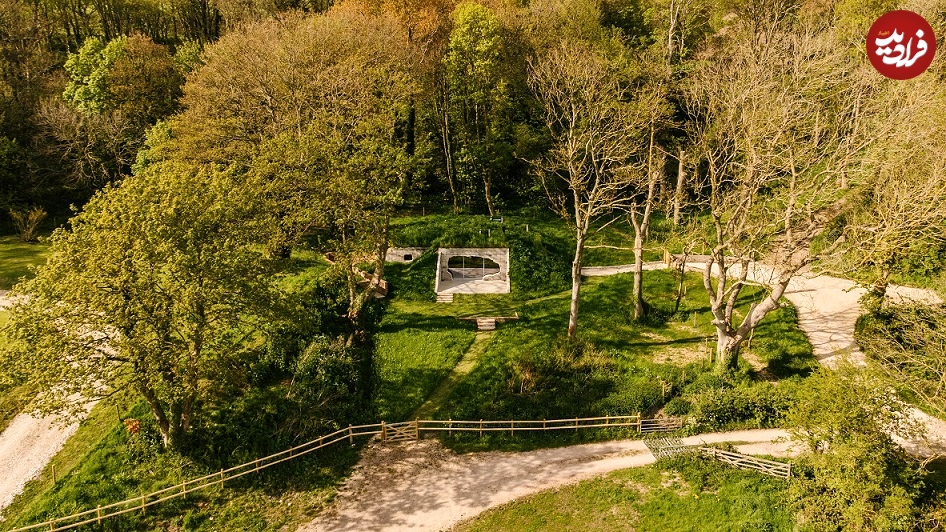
(8, 206, 46, 242)
(691, 381, 793, 430)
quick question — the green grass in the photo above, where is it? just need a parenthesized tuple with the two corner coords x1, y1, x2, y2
(454, 454, 793, 531)
(377, 245, 815, 451)
(374, 301, 477, 421)
(0, 234, 51, 290)
(3, 398, 361, 531)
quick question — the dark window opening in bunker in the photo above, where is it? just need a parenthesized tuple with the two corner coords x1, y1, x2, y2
(447, 256, 501, 279)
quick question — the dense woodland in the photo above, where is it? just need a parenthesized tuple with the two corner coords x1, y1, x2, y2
(2, 0, 946, 529)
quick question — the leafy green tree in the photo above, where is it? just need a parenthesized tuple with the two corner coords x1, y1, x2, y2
(148, 9, 420, 332)
(787, 367, 924, 531)
(62, 37, 126, 114)
(444, 2, 512, 215)
(63, 35, 182, 124)
(2, 164, 275, 448)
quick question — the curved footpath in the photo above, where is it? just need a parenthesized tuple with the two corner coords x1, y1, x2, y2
(300, 263, 944, 532)
(0, 292, 88, 514)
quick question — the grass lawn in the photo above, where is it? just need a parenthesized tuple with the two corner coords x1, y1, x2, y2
(0, 234, 51, 290)
(453, 455, 793, 531)
(378, 231, 815, 451)
(3, 398, 361, 531)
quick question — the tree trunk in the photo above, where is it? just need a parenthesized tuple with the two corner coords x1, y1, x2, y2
(673, 149, 685, 226)
(138, 381, 175, 447)
(715, 329, 743, 373)
(484, 174, 495, 216)
(568, 233, 585, 338)
(633, 230, 645, 320)
(672, 252, 688, 315)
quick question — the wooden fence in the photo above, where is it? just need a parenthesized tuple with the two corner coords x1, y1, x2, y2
(700, 447, 792, 479)
(9, 414, 683, 532)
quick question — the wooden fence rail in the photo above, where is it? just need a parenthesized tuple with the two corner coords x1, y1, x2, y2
(700, 447, 792, 479)
(8, 415, 683, 532)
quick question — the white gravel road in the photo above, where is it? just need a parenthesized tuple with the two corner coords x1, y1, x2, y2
(300, 429, 793, 532)
(0, 292, 90, 515)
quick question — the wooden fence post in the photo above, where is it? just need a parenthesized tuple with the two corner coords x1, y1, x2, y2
(97, 506, 102, 524)
(575, 417, 578, 432)
(349, 425, 353, 444)
(219, 469, 224, 489)
(479, 419, 483, 438)
(183, 479, 187, 500)
(449, 419, 452, 438)
(141, 492, 146, 514)
(414, 419, 419, 440)
(381, 421, 387, 442)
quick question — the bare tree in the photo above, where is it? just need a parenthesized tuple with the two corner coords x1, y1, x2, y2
(820, 78, 946, 305)
(628, 114, 667, 321)
(685, 21, 875, 372)
(529, 40, 648, 337)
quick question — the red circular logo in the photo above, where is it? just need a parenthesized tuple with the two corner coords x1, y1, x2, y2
(867, 10, 936, 80)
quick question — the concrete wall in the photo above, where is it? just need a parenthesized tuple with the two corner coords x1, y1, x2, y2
(435, 248, 510, 293)
(385, 247, 427, 263)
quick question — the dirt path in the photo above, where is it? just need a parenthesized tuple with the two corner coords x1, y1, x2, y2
(299, 429, 792, 532)
(413, 332, 495, 419)
(0, 294, 91, 514)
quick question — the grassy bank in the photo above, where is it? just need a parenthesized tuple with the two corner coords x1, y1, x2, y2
(0, 235, 51, 290)
(454, 454, 792, 531)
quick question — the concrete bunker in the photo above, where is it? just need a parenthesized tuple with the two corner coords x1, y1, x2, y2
(435, 248, 510, 295)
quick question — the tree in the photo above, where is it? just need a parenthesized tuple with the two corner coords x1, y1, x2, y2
(51, 34, 183, 188)
(150, 8, 420, 333)
(443, 2, 511, 215)
(858, 306, 946, 422)
(820, 78, 946, 307)
(684, 17, 874, 372)
(2, 165, 275, 448)
(529, 40, 649, 337)
(786, 366, 924, 530)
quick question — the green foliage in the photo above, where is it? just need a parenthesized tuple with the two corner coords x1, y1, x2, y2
(173, 40, 204, 74)
(856, 305, 946, 420)
(3, 164, 276, 446)
(688, 379, 796, 430)
(457, 454, 792, 531)
(444, 2, 517, 212)
(786, 367, 924, 531)
(63, 37, 125, 114)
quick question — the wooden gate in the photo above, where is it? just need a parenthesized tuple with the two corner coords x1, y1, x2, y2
(382, 420, 418, 442)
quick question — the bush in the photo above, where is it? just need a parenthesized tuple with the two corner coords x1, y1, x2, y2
(690, 381, 794, 430)
(664, 397, 691, 416)
(8, 206, 46, 242)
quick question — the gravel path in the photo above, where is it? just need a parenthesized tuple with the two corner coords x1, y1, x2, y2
(298, 262, 944, 531)
(0, 413, 81, 513)
(0, 293, 92, 515)
(299, 429, 793, 532)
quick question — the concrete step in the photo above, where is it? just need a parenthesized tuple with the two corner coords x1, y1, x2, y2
(475, 318, 496, 331)
(436, 293, 454, 303)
